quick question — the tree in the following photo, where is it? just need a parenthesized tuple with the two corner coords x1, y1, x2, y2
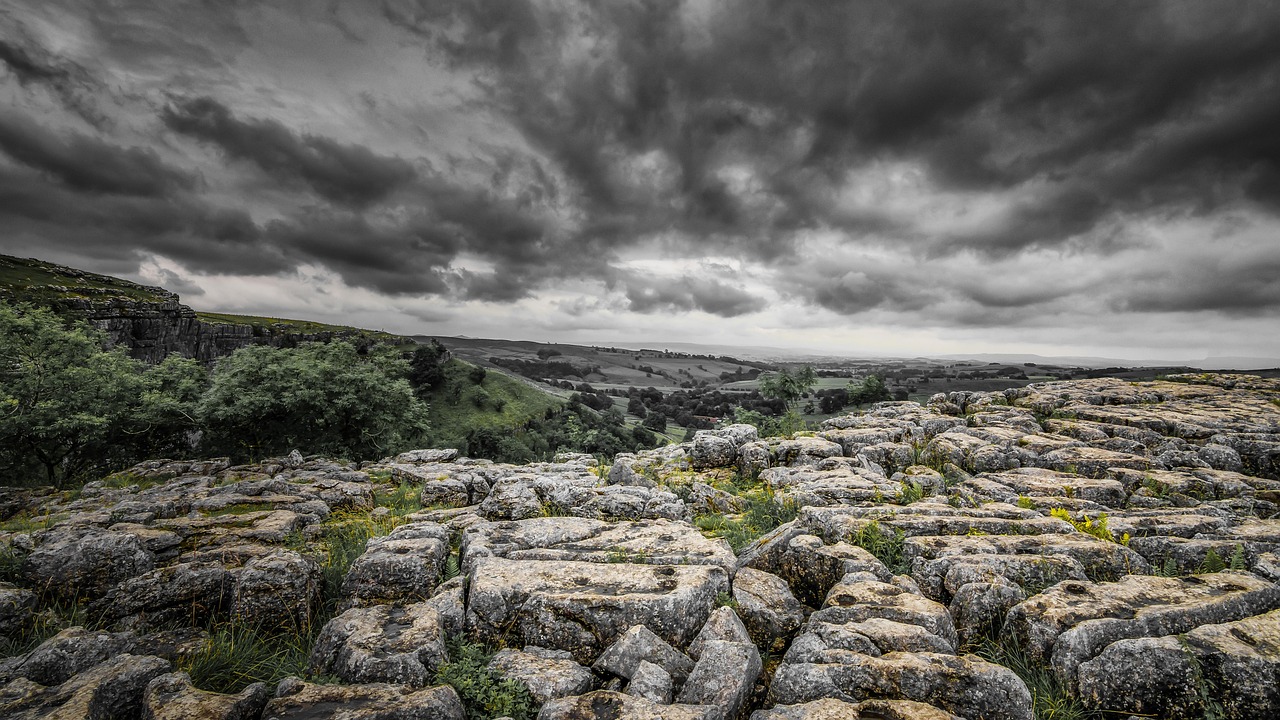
(0, 303, 204, 487)
(407, 340, 448, 395)
(758, 366, 816, 406)
(849, 374, 891, 407)
(198, 341, 429, 462)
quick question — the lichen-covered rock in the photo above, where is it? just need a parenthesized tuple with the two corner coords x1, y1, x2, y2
(784, 617, 954, 659)
(769, 652, 1032, 720)
(626, 660, 673, 704)
(142, 672, 268, 720)
(22, 527, 155, 598)
(738, 524, 891, 608)
(0, 653, 170, 720)
(0, 583, 36, 640)
(750, 698, 964, 720)
(488, 646, 594, 703)
(262, 678, 465, 720)
(91, 562, 231, 630)
(309, 602, 448, 686)
(461, 517, 735, 575)
(1005, 572, 1280, 689)
(0, 626, 140, 685)
(467, 557, 727, 664)
(676, 639, 761, 720)
(1076, 608, 1280, 719)
(539, 690, 717, 720)
(732, 567, 808, 647)
(340, 522, 450, 605)
(820, 578, 958, 651)
(688, 606, 754, 660)
(230, 550, 321, 630)
(693, 425, 759, 469)
(592, 624, 695, 685)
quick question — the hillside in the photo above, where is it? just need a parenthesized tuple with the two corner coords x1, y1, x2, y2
(0, 253, 400, 363)
(419, 358, 564, 451)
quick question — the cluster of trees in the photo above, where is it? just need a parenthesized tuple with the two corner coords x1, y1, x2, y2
(461, 398, 660, 464)
(0, 303, 430, 488)
(489, 356, 598, 381)
(813, 375, 895, 413)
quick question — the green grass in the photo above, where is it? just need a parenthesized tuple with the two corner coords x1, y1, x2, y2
(196, 311, 397, 339)
(693, 489, 799, 552)
(0, 253, 169, 303)
(181, 622, 320, 693)
(373, 481, 423, 516)
(434, 637, 538, 720)
(848, 521, 909, 575)
(1049, 508, 1126, 544)
(421, 359, 563, 449)
(0, 597, 92, 658)
(0, 512, 68, 533)
(977, 635, 1099, 720)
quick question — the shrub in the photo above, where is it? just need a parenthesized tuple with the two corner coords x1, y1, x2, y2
(434, 637, 537, 720)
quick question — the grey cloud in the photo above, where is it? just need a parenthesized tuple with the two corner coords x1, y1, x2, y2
(162, 96, 418, 207)
(622, 273, 764, 318)
(0, 111, 193, 196)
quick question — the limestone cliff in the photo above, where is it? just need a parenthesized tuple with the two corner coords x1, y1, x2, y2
(0, 254, 400, 363)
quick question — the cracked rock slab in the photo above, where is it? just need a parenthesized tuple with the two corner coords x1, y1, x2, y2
(465, 557, 727, 664)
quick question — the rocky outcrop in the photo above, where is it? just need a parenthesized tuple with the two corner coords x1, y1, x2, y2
(0, 374, 1277, 719)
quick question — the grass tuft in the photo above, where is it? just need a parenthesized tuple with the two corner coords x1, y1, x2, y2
(848, 521, 909, 575)
(434, 636, 538, 720)
(693, 488, 798, 552)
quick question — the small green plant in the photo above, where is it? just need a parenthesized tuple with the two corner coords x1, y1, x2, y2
(434, 637, 537, 720)
(716, 591, 739, 609)
(373, 481, 423, 516)
(1178, 635, 1225, 720)
(848, 521, 908, 575)
(604, 547, 650, 564)
(895, 481, 924, 505)
(1229, 544, 1247, 571)
(1156, 556, 1180, 577)
(1197, 549, 1227, 574)
(0, 512, 69, 533)
(1016, 496, 1036, 509)
(1050, 508, 1120, 544)
(1141, 475, 1170, 499)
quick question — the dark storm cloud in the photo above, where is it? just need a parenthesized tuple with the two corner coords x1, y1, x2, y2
(621, 273, 764, 318)
(0, 36, 106, 126)
(393, 1, 1280, 280)
(1119, 257, 1280, 314)
(0, 111, 194, 196)
(162, 96, 417, 207)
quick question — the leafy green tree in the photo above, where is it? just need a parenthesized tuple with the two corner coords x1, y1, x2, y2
(0, 303, 203, 487)
(198, 342, 429, 462)
(758, 366, 817, 406)
(407, 340, 448, 395)
(849, 374, 891, 407)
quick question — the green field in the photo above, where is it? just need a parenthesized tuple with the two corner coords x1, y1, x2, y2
(421, 359, 564, 449)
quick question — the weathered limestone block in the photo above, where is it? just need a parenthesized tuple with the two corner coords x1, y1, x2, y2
(1076, 608, 1280, 720)
(732, 567, 808, 647)
(538, 690, 717, 720)
(760, 466, 897, 507)
(626, 659, 673, 704)
(819, 578, 958, 651)
(231, 550, 321, 630)
(466, 557, 727, 664)
(675, 639, 761, 720)
(774, 437, 845, 467)
(592, 624, 695, 685)
(750, 698, 963, 720)
(903, 533, 1147, 590)
(263, 679, 465, 720)
(461, 517, 735, 575)
(91, 562, 232, 630)
(688, 606, 754, 659)
(0, 653, 170, 720)
(949, 577, 1027, 646)
(309, 602, 448, 685)
(23, 527, 155, 598)
(738, 523, 891, 608)
(800, 503, 1074, 543)
(784, 617, 954, 660)
(769, 652, 1032, 720)
(489, 646, 594, 703)
(341, 522, 450, 605)
(1005, 572, 1280, 689)
(0, 584, 36, 640)
(1037, 446, 1159, 478)
(394, 449, 459, 464)
(0, 626, 140, 685)
(142, 672, 268, 720)
(983, 468, 1126, 506)
(478, 478, 544, 520)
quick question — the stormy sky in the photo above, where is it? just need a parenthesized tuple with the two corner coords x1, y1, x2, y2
(2, 1, 1279, 361)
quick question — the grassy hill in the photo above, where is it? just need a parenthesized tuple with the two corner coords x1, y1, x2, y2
(421, 359, 564, 450)
(0, 254, 171, 304)
(196, 311, 398, 341)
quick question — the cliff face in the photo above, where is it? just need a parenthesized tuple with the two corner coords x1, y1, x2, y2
(1, 254, 400, 363)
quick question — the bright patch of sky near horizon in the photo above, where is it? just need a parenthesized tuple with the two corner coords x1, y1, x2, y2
(1, 0, 1279, 362)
